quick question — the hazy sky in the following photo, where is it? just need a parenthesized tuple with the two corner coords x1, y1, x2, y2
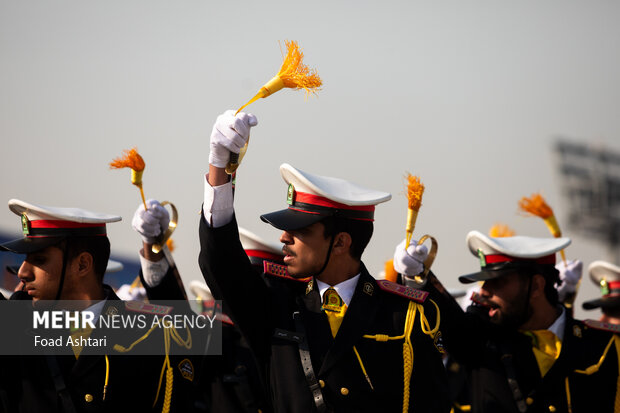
(1, 1, 619, 319)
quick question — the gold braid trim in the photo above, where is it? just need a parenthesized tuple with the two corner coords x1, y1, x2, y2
(361, 299, 441, 412)
(572, 335, 620, 412)
(565, 377, 573, 413)
(114, 320, 192, 413)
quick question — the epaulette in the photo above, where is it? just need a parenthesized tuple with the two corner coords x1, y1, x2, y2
(584, 319, 620, 334)
(376, 279, 428, 303)
(124, 300, 173, 316)
(200, 301, 234, 326)
(263, 261, 311, 283)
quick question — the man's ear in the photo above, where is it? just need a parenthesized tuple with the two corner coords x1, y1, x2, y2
(72, 252, 94, 278)
(332, 232, 352, 256)
(530, 273, 546, 299)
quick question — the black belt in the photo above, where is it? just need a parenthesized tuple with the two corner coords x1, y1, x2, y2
(497, 343, 528, 413)
(45, 356, 78, 413)
(292, 312, 328, 413)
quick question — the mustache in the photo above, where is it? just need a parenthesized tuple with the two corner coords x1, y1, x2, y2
(470, 292, 498, 309)
(282, 246, 296, 257)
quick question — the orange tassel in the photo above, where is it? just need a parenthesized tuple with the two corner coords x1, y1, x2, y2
(384, 259, 398, 283)
(518, 193, 554, 220)
(166, 239, 175, 253)
(518, 193, 567, 263)
(110, 147, 148, 210)
(489, 223, 516, 238)
(236, 40, 322, 114)
(405, 174, 425, 248)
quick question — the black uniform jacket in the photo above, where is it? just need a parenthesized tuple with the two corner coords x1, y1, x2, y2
(199, 214, 450, 413)
(5, 285, 200, 413)
(141, 257, 271, 413)
(425, 274, 620, 413)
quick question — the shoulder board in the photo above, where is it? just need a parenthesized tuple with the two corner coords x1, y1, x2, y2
(218, 313, 234, 326)
(124, 300, 173, 316)
(199, 301, 234, 326)
(263, 261, 311, 283)
(584, 319, 620, 334)
(376, 279, 428, 303)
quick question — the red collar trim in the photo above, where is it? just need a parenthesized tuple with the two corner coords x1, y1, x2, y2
(245, 249, 283, 262)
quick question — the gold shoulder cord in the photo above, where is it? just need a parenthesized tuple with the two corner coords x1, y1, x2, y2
(103, 355, 110, 400)
(361, 299, 441, 412)
(565, 335, 620, 412)
(113, 321, 192, 413)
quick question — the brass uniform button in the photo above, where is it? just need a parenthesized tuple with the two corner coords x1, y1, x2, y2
(84, 394, 94, 403)
(340, 387, 349, 396)
(526, 397, 534, 405)
(319, 380, 325, 388)
(548, 406, 556, 412)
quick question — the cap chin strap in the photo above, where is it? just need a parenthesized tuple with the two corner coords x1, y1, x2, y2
(516, 275, 534, 328)
(315, 235, 335, 278)
(54, 241, 69, 302)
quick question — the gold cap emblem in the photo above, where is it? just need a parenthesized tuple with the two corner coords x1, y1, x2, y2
(21, 213, 30, 235)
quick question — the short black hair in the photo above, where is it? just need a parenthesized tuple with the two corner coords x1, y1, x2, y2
(62, 236, 111, 281)
(320, 216, 373, 261)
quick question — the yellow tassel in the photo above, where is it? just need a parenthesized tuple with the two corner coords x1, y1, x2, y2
(236, 40, 322, 114)
(405, 209, 419, 248)
(489, 223, 516, 238)
(542, 215, 562, 238)
(405, 174, 425, 248)
(110, 147, 148, 211)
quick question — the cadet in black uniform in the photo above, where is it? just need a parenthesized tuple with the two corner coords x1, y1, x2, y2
(0, 199, 200, 413)
(198, 110, 449, 412)
(132, 200, 272, 413)
(394, 230, 620, 413)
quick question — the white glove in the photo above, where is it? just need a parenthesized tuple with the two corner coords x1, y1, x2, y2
(132, 199, 170, 244)
(208, 110, 258, 168)
(393, 238, 429, 277)
(556, 259, 583, 302)
(116, 284, 147, 302)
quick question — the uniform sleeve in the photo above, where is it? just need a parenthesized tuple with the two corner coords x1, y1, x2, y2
(140, 254, 187, 301)
(139, 253, 170, 288)
(424, 271, 490, 367)
(198, 213, 273, 360)
(203, 173, 234, 228)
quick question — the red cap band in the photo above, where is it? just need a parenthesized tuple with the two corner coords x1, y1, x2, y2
(294, 192, 375, 213)
(484, 254, 556, 265)
(30, 220, 106, 229)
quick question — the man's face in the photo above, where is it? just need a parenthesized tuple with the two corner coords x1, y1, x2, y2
(18, 246, 64, 301)
(479, 271, 532, 328)
(280, 222, 331, 278)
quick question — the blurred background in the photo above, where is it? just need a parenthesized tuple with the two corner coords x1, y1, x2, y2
(1, 1, 619, 319)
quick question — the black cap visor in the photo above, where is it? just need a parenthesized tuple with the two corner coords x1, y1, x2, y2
(582, 296, 620, 310)
(459, 269, 514, 284)
(459, 261, 545, 284)
(5, 265, 20, 275)
(0, 236, 63, 254)
(260, 208, 329, 231)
